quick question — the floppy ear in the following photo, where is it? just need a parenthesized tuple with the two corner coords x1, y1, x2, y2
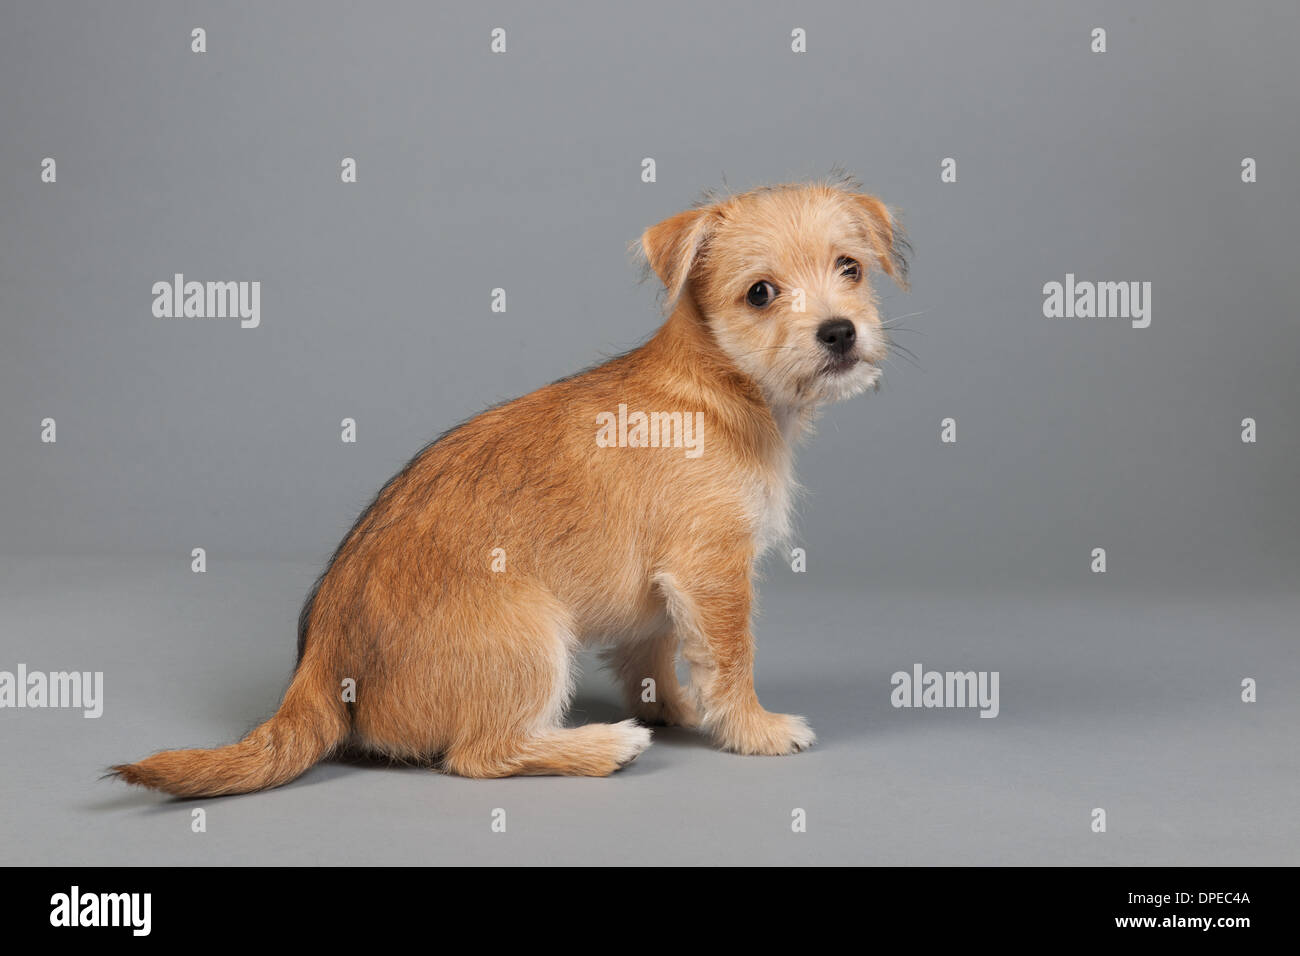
(638, 206, 714, 310)
(849, 194, 910, 289)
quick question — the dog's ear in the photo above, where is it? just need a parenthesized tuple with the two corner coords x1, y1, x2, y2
(848, 194, 910, 290)
(638, 206, 714, 310)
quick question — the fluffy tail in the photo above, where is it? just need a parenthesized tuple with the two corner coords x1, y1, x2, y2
(110, 656, 348, 798)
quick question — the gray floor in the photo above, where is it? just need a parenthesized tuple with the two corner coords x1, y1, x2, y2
(1, 555, 1295, 866)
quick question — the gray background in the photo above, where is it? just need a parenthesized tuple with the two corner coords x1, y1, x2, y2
(1, 0, 1296, 865)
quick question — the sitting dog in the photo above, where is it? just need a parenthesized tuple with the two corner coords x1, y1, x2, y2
(112, 176, 909, 794)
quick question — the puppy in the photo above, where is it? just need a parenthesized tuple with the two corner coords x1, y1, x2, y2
(112, 177, 909, 795)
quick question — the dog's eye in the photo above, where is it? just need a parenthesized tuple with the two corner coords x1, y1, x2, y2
(837, 257, 861, 282)
(746, 281, 777, 308)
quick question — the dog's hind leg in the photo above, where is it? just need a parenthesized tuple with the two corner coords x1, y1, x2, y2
(434, 585, 652, 778)
(445, 721, 652, 778)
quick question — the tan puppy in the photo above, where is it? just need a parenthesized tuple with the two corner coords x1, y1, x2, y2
(112, 177, 909, 795)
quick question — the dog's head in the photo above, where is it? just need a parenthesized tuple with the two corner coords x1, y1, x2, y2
(639, 179, 909, 408)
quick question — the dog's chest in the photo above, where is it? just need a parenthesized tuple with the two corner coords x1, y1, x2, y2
(749, 408, 802, 558)
(751, 460, 796, 558)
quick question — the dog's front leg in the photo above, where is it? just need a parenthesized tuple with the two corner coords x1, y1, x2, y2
(604, 628, 700, 728)
(653, 563, 815, 756)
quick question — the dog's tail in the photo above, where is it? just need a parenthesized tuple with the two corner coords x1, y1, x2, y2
(109, 653, 348, 798)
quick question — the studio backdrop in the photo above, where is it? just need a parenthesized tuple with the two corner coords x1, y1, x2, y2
(1, 1, 1296, 866)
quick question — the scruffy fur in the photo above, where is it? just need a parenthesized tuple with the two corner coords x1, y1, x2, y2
(111, 177, 909, 795)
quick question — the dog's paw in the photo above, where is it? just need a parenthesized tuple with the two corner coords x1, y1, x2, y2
(633, 691, 701, 729)
(611, 719, 653, 768)
(714, 710, 816, 756)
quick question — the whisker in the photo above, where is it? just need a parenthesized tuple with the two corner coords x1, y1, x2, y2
(882, 308, 933, 325)
(887, 341, 922, 364)
(883, 347, 922, 371)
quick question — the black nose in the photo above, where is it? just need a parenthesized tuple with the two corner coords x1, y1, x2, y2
(816, 318, 856, 355)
